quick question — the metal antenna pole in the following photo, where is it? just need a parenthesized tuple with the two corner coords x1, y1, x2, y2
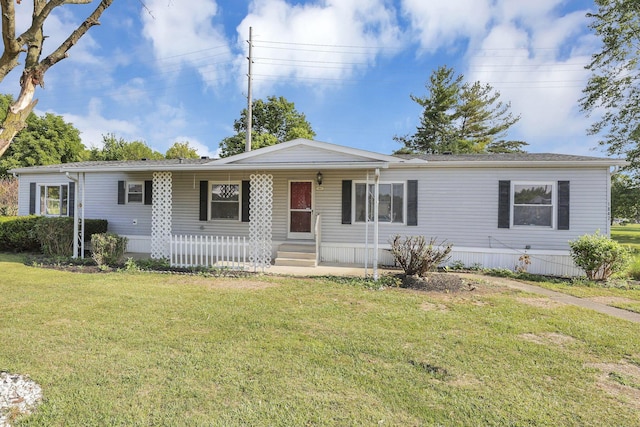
(246, 27, 253, 152)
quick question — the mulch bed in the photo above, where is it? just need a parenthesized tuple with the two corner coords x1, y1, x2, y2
(398, 273, 476, 292)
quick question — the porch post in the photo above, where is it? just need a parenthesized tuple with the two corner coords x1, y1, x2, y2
(373, 168, 380, 280)
(151, 171, 172, 260)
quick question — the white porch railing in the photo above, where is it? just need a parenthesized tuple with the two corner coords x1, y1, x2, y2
(315, 213, 321, 266)
(170, 235, 248, 269)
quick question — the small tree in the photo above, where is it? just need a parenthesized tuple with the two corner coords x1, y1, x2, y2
(389, 235, 452, 276)
(569, 232, 631, 281)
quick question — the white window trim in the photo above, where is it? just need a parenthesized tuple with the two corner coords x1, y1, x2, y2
(209, 181, 242, 221)
(353, 181, 406, 225)
(511, 181, 556, 229)
(38, 183, 69, 216)
(126, 181, 144, 204)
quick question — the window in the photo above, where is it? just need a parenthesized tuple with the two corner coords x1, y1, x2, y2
(512, 182, 554, 227)
(210, 182, 240, 220)
(39, 185, 68, 216)
(127, 182, 143, 203)
(354, 182, 404, 223)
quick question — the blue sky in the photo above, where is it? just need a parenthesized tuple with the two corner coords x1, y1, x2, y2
(0, 0, 601, 158)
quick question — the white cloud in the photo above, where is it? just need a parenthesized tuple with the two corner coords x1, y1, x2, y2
(141, 0, 233, 88)
(236, 0, 403, 94)
(399, 0, 595, 153)
(463, 5, 594, 153)
(59, 98, 139, 149)
(401, 0, 493, 52)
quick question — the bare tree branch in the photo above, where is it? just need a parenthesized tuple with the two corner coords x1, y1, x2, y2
(37, 0, 114, 77)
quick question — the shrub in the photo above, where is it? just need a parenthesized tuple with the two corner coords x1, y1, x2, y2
(0, 216, 41, 252)
(389, 235, 452, 277)
(569, 232, 631, 281)
(91, 232, 128, 266)
(32, 217, 74, 257)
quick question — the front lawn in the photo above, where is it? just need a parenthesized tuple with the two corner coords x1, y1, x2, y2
(1, 253, 639, 425)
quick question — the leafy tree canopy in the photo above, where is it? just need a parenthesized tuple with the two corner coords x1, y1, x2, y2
(0, 94, 87, 176)
(581, 0, 640, 168)
(611, 172, 640, 223)
(165, 141, 200, 159)
(395, 65, 525, 155)
(219, 96, 315, 158)
(89, 133, 163, 161)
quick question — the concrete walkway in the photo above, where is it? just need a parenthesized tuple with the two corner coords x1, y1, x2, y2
(266, 265, 640, 324)
(459, 273, 640, 324)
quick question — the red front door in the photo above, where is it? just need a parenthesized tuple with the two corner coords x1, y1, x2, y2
(288, 181, 314, 239)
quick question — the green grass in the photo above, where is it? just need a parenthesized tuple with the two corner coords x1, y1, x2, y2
(612, 223, 640, 249)
(2, 253, 640, 425)
(612, 223, 640, 280)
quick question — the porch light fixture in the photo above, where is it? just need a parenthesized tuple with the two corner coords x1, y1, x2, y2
(316, 171, 323, 186)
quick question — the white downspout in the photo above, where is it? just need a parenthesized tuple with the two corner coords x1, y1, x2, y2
(364, 171, 369, 277)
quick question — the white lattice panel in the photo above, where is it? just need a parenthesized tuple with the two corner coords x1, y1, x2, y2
(249, 173, 273, 271)
(151, 171, 172, 259)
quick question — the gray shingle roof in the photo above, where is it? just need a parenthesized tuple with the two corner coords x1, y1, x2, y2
(394, 152, 618, 162)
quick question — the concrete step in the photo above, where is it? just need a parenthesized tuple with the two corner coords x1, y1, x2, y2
(274, 257, 316, 267)
(278, 243, 316, 253)
(277, 251, 316, 260)
(274, 242, 317, 267)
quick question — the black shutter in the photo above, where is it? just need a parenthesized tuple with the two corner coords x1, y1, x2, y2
(29, 182, 36, 214)
(68, 182, 75, 217)
(342, 180, 352, 224)
(117, 181, 126, 205)
(241, 180, 250, 222)
(498, 180, 510, 229)
(557, 181, 570, 230)
(199, 181, 208, 221)
(144, 180, 153, 205)
(407, 180, 418, 226)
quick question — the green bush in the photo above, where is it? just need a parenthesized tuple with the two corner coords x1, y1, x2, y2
(91, 232, 128, 266)
(389, 235, 452, 277)
(0, 216, 41, 252)
(569, 232, 631, 281)
(32, 217, 74, 257)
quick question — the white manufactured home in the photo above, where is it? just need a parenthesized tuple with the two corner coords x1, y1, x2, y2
(10, 138, 625, 276)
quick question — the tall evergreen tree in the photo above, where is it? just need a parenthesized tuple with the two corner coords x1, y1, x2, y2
(395, 66, 525, 154)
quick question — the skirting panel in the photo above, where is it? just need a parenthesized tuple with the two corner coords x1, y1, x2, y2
(320, 244, 582, 277)
(122, 235, 151, 254)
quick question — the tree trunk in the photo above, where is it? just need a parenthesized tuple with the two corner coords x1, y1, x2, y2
(0, 69, 39, 157)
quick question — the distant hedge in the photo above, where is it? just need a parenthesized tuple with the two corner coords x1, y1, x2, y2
(0, 216, 108, 253)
